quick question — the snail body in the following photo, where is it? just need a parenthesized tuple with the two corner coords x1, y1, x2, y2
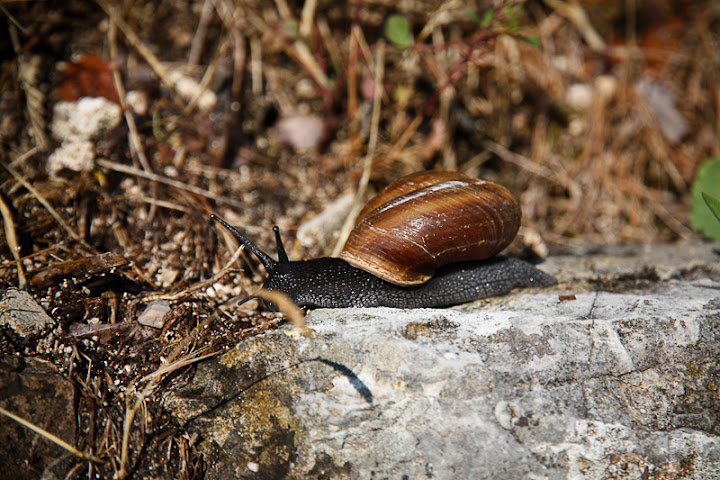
(211, 172, 556, 309)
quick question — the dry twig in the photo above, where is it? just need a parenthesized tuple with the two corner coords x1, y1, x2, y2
(140, 234, 246, 303)
(96, 159, 247, 209)
(117, 348, 217, 479)
(95, 0, 176, 95)
(0, 193, 26, 288)
(332, 40, 386, 256)
(108, 22, 153, 175)
(0, 406, 103, 465)
(543, 0, 606, 51)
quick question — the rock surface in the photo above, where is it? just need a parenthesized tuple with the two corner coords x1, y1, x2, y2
(0, 356, 77, 480)
(0, 289, 56, 348)
(165, 244, 720, 479)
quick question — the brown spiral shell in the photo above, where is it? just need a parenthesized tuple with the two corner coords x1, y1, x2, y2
(340, 171, 521, 286)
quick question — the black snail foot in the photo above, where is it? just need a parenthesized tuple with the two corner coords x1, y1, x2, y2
(269, 256, 557, 309)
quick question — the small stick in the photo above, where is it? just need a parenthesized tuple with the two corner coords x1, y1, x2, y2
(332, 41, 385, 256)
(0, 245, 58, 269)
(543, 0, 606, 51)
(118, 346, 219, 479)
(108, 21, 153, 175)
(96, 159, 247, 209)
(346, 24, 359, 124)
(299, 0, 317, 38)
(250, 36, 263, 96)
(185, 36, 229, 115)
(188, 0, 214, 66)
(95, 0, 177, 95)
(0, 194, 26, 288)
(0, 406, 103, 465)
(483, 140, 557, 180)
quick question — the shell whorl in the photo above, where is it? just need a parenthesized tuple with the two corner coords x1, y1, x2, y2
(340, 172, 521, 286)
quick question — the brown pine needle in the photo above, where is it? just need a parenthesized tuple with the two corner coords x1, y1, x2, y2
(118, 346, 220, 479)
(95, 0, 176, 94)
(332, 40, 386, 257)
(0, 193, 26, 288)
(96, 159, 247, 209)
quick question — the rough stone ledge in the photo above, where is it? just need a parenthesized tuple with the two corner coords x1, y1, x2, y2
(166, 244, 720, 479)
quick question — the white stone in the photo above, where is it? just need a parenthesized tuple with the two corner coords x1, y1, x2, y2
(168, 70, 217, 112)
(51, 97, 121, 141)
(137, 300, 171, 329)
(566, 83, 593, 110)
(47, 139, 95, 175)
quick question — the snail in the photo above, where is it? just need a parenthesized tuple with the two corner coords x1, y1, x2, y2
(211, 171, 556, 309)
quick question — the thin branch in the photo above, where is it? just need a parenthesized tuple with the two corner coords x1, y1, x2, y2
(117, 345, 219, 479)
(0, 193, 26, 288)
(95, 0, 177, 95)
(543, 0, 606, 51)
(483, 140, 558, 181)
(332, 40, 385, 256)
(96, 159, 248, 209)
(0, 406, 103, 465)
(299, 0, 317, 38)
(108, 22, 152, 174)
(188, 0, 215, 66)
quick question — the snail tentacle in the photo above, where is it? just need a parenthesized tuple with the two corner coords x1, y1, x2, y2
(273, 226, 289, 264)
(210, 214, 277, 270)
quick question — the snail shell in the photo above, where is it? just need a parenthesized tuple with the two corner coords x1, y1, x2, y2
(340, 171, 521, 286)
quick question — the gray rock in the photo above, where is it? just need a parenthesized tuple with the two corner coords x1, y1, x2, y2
(165, 244, 720, 479)
(0, 289, 56, 347)
(0, 356, 77, 480)
(137, 300, 171, 329)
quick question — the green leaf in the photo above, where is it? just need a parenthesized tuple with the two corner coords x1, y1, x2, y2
(690, 157, 720, 241)
(464, 9, 482, 25)
(480, 10, 494, 28)
(502, 4, 522, 31)
(515, 35, 542, 49)
(703, 192, 720, 223)
(385, 14, 413, 49)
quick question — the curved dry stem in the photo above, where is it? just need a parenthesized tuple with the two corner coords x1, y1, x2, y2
(0, 406, 103, 465)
